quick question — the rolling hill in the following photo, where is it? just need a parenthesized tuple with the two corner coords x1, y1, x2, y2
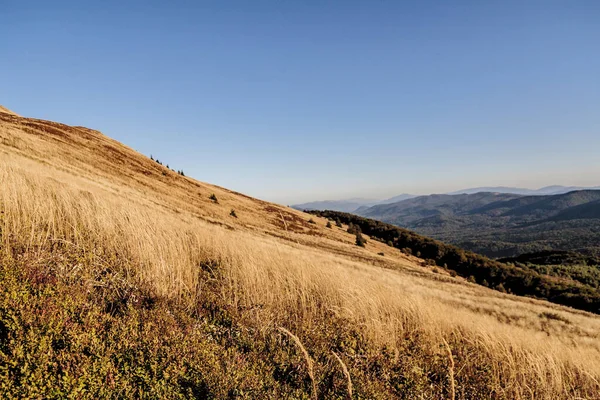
(358, 191, 600, 258)
(2, 106, 600, 398)
(292, 194, 415, 213)
(295, 186, 600, 213)
(449, 185, 600, 196)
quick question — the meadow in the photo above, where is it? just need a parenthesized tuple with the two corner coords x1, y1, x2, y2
(1, 110, 600, 398)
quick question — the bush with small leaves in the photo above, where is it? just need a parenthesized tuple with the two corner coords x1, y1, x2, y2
(335, 218, 342, 228)
(209, 194, 218, 203)
(230, 209, 237, 218)
(347, 223, 361, 235)
(308, 218, 316, 224)
(326, 221, 332, 228)
(355, 231, 366, 247)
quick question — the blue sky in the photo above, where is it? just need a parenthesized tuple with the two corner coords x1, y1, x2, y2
(2, 1, 599, 204)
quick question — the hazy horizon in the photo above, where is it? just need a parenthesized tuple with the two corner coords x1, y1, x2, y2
(3, 1, 599, 205)
(289, 183, 600, 206)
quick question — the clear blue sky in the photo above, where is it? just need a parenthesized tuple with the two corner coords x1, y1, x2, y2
(2, 1, 599, 204)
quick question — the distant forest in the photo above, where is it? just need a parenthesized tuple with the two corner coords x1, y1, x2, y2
(355, 190, 600, 258)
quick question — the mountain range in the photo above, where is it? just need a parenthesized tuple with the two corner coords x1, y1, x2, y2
(292, 185, 600, 213)
(356, 190, 600, 258)
(292, 193, 415, 212)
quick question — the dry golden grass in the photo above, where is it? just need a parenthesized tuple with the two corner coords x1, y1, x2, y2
(2, 109, 600, 398)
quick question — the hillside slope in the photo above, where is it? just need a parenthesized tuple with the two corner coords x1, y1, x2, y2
(358, 191, 600, 257)
(1, 107, 600, 398)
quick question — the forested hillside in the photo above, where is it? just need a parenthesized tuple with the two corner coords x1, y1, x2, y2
(357, 191, 600, 257)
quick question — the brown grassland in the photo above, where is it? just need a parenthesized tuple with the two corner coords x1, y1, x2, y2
(1, 107, 600, 398)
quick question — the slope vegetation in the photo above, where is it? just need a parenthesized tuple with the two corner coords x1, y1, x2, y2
(309, 210, 600, 314)
(1, 108, 600, 398)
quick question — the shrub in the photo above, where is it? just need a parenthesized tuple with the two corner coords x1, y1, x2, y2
(326, 221, 332, 228)
(209, 194, 218, 203)
(230, 209, 237, 218)
(335, 218, 342, 228)
(347, 223, 361, 235)
(308, 218, 316, 224)
(355, 232, 366, 247)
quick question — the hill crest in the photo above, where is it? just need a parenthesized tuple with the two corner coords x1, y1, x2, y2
(0, 105, 20, 116)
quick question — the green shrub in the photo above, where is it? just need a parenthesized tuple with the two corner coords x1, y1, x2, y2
(355, 232, 366, 247)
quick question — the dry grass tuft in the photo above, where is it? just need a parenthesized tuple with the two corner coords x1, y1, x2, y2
(443, 338, 456, 400)
(331, 351, 353, 399)
(278, 326, 317, 399)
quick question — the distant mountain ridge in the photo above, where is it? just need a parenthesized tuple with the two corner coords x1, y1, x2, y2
(356, 190, 600, 258)
(292, 185, 600, 213)
(449, 185, 600, 196)
(292, 193, 415, 212)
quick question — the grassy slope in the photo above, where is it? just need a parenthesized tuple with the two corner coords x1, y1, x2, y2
(1, 109, 600, 398)
(308, 210, 600, 314)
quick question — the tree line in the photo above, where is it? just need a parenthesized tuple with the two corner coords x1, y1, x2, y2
(308, 210, 600, 315)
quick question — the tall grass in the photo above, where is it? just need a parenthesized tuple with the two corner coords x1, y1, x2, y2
(2, 151, 600, 398)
